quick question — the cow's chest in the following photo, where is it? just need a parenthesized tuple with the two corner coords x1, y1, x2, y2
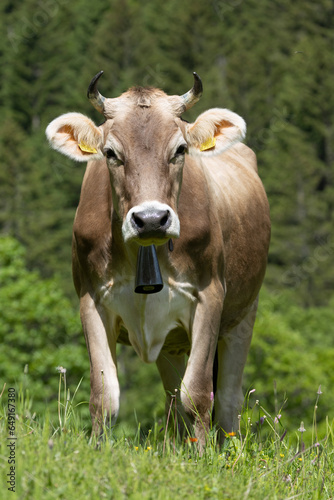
(99, 275, 197, 363)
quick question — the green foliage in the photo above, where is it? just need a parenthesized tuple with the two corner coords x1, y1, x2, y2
(0, 236, 90, 421)
(246, 287, 334, 439)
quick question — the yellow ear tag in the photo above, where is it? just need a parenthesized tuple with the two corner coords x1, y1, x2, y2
(78, 142, 97, 154)
(200, 136, 216, 151)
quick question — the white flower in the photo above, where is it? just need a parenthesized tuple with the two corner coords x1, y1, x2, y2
(298, 421, 306, 433)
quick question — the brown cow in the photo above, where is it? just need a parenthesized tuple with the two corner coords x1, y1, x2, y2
(46, 72, 270, 447)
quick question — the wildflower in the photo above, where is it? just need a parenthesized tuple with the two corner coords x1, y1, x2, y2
(146, 447, 151, 451)
(185, 437, 198, 443)
(317, 385, 322, 395)
(274, 414, 281, 424)
(259, 416, 266, 425)
(280, 453, 284, 458)
(249, 388, 256, 394)
(298, 422, 306, 433)
(298, 457, 303, 461)
(134, 446, 139, 451)
(228, 432, 236, 437)
(210, 391, 214, 402)
(56, 366, 66, 374)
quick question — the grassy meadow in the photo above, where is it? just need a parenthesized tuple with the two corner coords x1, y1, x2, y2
(1, 375, 333, 500)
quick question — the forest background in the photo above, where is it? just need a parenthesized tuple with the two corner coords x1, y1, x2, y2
(0, 0, 333, 441)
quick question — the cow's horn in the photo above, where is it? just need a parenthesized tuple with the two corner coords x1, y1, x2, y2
(181, 72, 203, 111)
(87, 70, 106, 114)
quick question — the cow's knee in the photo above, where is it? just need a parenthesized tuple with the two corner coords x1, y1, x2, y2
(89, 384, 120, 436)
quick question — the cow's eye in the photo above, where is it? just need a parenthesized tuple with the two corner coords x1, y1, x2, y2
(170, 144, 188, 164)
(104, 148, 118, 160)
(175, 144, 187, 156)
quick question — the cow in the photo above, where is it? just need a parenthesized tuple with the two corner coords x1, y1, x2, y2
(46, 71, 270, 447)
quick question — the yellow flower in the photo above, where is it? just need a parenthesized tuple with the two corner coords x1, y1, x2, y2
(228, 432, 236, 437)
(280, 453, 284, 458)
(134, 446, 139, 451)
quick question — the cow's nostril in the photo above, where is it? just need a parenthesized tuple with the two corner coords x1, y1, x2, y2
(160, 212, 170, 227)
(132, 213, 145, 229)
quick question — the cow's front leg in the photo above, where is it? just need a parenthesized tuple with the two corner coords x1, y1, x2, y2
(80, 292, 120, 438)
(180, 282, 224, 448)
(214, 297, 258, 442)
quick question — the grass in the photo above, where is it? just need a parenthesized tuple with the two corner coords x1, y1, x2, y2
(0, 376, 333, 500)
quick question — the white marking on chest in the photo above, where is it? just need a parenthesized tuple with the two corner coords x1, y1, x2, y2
(100, 274, 197, 363)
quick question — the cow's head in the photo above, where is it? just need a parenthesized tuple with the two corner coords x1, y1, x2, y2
(46, 72, 246, 247)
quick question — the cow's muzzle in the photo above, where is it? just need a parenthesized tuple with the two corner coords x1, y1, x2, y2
(122, 201, 180, 245)
(131, 208, 171, 239)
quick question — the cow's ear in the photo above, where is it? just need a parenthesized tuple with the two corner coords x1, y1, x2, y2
(46, 112, 104, 162)
(186, 108, 246, 156)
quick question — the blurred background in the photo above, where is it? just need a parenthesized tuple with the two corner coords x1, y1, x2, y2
(1, 0, 333, 440)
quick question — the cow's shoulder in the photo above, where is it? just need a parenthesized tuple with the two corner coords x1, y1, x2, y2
(173, 156, 224, 281)
(201, 142, 264, 204)
(227, 142, 258, 173)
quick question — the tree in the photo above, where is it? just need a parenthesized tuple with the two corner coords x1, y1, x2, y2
(246, 287, 334, 439)
(0, 236, 88, 419)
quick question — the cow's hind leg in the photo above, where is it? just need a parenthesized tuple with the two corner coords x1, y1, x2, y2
(214, 297, 258, 442)
(156, 351, 190, 436)
(80, 292, 120, 439)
